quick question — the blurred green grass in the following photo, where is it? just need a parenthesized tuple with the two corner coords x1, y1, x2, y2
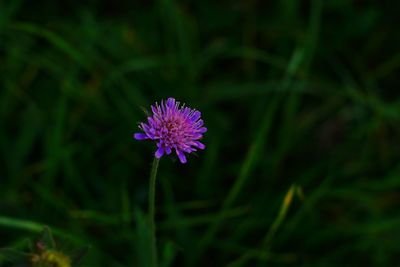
(1, 0, 400, 266)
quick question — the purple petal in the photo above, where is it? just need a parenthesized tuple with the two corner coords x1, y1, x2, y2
(151, 104, 160, 115)
(183, 147, 195, 153)
(140, 123, 150, 132)
(134, 133, 148, 140)
(167, 98, 175, 106)
(165, 147, 172, 155)
(148, 117, 155, 126)
(198, 127, 207, 133)
(167, 98, 176, 108)
(146, 133, 155, 139)
(176, 150, 187, 164)
(192, 133, 203, 140)
(155, 147, 164, 158)
(191, 111, 201, 121)
(194, 141, 205, 149)
(194, 119, 204, 127)
(182, 107, 191, 116)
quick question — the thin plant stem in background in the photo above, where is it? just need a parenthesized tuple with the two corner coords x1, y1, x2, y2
(148, 157, 160, 267)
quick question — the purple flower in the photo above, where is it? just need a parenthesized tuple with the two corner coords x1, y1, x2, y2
(134, 98, 207, 163)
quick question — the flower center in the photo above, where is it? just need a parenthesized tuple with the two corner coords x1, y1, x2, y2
(160, 117, 187, 146)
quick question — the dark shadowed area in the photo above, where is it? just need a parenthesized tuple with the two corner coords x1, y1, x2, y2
(1, 0, 400, 266)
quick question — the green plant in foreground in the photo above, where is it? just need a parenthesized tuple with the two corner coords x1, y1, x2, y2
(31, 250, 71, 267)
(0, 227, 88, 267)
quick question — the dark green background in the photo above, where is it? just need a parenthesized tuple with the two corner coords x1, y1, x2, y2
(1, 0, 400, 266)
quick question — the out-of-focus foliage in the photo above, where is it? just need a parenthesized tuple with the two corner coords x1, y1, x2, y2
(1, 0, 400, 266)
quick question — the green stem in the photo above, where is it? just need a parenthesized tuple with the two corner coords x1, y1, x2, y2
(148, 157, 160, 267)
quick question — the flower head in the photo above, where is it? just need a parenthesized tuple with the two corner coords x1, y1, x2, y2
(134, 97, 207, 163)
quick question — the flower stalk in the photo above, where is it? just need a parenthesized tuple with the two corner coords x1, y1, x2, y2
(148, 157, 160, 267)
(134, 97, 207, 266)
